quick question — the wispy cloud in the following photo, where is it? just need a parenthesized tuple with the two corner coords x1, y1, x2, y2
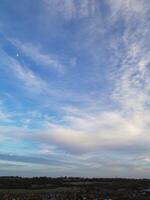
(0, 44, 50, 95)
(12, 61, 49, 93)
(0, 153, 64, 166)
(9, 39, 65, 73)
(43, 0, 99, 20)
(29, 0, 150, 160)
(0, 99, 14, 124)
(0, 0, 149, 177)
(34, 107, 150, 154)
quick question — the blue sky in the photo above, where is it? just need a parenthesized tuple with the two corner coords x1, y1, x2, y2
(0, 0, 150, 178)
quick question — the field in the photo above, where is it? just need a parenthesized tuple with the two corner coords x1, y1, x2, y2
(0, 177, 150, 199)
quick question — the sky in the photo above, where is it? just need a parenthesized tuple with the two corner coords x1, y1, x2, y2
(0, 0, 150, 178)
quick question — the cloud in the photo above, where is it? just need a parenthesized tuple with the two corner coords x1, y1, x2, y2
(108, 0, 145, 13)
(34, 106, 150, 154)
(0, 99, 15, 124)
(12, 61, 49, 93)
(9, 39, 65, 73)
(0, 0, 149, 177)
(108, 0, 148, 24)
(2, 29, 149, 159)
(0, 46, 49, 95)
(0, 108, 11, 123)
(43, 0, 98, 20)
(31, 0, 150, 158)
(0, 39, 92, 104)
(0, 153, 64, 166)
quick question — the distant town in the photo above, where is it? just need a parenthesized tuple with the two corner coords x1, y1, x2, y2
(0, 177, 150, 199)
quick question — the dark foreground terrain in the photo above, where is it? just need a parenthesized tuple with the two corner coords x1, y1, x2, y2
(0, 177, 150, 199)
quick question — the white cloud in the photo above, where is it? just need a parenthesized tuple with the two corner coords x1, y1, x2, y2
(0, 46, 50, 95)
(34, 108, 149, 154)
(44, 0, 147, 23)
(0, 99, 13, 123)
(9, 39, 65, 73)
(31, 0, 150, 158)
(0, 0, 149, 177)
(43, 0, 98, 20)
(12, 61, 48, 93)
(108, 0, 147, 21)
(0, 109, 11, 122)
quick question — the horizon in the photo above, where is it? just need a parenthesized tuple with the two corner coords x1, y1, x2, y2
(0, 176, 149, 180)
(0, 0, 150, 178)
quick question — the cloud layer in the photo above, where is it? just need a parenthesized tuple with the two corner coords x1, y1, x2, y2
(0, 0, 149, 177)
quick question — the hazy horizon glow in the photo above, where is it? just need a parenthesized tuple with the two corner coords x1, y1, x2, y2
(0, 0, 150, 178)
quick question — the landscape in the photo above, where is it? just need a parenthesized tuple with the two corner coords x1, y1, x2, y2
(0, 177, 150, 199)
(0, 0, 150, 199)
